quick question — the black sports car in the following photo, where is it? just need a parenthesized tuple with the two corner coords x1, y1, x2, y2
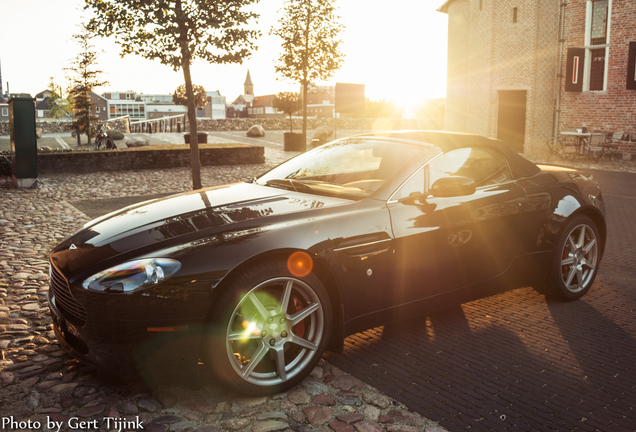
(48, 131, 605, 394)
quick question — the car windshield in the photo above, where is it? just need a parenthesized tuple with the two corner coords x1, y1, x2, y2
(256, 138, 431, 199)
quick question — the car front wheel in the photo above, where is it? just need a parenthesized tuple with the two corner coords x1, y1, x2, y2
(542, 215, 600, 300)
(205, 259, 331, 394)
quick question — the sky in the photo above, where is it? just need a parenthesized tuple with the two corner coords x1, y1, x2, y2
(0, 0, 448, 108)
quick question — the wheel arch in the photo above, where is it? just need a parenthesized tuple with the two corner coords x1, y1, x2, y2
(210, 248, 345, 353)
(571, 207, 607, 256)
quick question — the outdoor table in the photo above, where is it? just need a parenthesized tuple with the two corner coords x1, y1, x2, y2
(558, 131, 608, 158)
(559, 131, 592, 155)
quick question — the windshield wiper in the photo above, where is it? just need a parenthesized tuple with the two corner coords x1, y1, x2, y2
(265, 179, 314, 193)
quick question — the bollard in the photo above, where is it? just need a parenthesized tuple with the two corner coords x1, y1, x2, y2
(9, 95, 38, 188)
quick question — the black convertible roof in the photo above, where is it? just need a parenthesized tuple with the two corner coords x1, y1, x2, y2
(366, 130, 541, 180)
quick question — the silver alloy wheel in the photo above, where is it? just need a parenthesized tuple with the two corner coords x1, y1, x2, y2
(560, 222, 598, 293)
(225, 277, 324, 387)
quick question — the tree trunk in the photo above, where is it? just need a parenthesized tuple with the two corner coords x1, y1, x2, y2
(301, 6, 312, 153)
(301, 77, 308, 152)
(86, 90, 92, 146)
(182, 61, 202, 190)
(176, 0, 202, 190)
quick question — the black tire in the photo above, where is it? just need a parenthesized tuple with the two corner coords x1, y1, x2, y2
(94, 138, 103, 150)
(105, 138, 117, 150)
(204, 257, 332, 395)
(539, 215, 601, 300)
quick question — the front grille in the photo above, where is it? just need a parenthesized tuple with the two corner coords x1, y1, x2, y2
(49, 263, 87, 326)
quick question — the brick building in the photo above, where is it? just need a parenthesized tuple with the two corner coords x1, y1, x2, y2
(439, 0, 635, 158)
(306, 85, 336, 118)
(559, 0, 636, 156)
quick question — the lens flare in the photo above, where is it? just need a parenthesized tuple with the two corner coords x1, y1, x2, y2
(287, 251, 313, 277)
(241, 320, 259, 341)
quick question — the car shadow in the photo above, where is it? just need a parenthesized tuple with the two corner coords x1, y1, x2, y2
(325, 287, 632, 431)
(545, 295, 636, 426)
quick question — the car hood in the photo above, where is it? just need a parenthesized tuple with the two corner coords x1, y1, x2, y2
(51, 182, 349, 277)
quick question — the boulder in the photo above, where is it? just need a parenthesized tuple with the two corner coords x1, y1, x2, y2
(125, 137, 150, 147)
(312, 125, 334, 141)
(108, 130, 125, 140)
(247, 125, 265, 137)
(311, 125, 334, 147)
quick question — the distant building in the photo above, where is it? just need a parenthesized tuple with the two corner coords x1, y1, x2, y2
(140, 93, 187, 120)
(34, 90, 53, 119)
(231, 70, 257, 115)
(102, 91, 146, 120)
(305, 85, 335, 118)
(33, 89, 78, 120)
(91, 92, 108, 121)
(247, 94, 284, 119)
(200, 91, 226, 119)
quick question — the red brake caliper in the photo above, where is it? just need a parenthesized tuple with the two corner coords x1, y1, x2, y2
(562, 245, 570, 274)
(292, 296, 306, 338)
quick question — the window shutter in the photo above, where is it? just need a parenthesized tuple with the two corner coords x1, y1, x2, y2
(565, 48, 585, 92)
(627, 42, 636, 90)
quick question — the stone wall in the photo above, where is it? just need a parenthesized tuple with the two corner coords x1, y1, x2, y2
(0, 117, 443, 136)
(196, 117, 443, 132)
(31, 145, 263, 175)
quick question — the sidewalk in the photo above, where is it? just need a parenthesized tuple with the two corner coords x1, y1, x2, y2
(0, 148, 446, 431)
(530, 154, 636, 174)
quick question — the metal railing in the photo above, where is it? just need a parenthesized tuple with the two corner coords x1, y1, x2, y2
(129, 114, 188, 134)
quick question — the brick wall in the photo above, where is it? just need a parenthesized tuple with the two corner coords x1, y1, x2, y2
(0, 117, 443, 136)
(559, 0, 636, 159)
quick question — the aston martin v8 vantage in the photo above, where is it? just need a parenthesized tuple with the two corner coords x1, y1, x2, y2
(48, 131, 605, 394)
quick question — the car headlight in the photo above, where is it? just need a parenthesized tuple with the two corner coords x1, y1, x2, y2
(82, 259, 181, 293)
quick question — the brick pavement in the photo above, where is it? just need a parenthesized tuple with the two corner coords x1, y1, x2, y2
(326, 168, 636, 432)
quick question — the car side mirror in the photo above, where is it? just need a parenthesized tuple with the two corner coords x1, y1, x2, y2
(430, 176, 476, 197)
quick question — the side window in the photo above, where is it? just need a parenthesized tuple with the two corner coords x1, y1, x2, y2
(393, 147, 513, 200)
(392, 167, 425, 200)
(426, 147, 512, 192)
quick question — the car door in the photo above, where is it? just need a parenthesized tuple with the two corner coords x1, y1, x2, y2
(387, 146, 529, 305)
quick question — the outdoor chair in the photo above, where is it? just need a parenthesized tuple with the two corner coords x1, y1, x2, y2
(559, 135, 580, 159)
(546, 137, 565, 161)
(601, 132, 623, 160)
(587, 133, 608, 162)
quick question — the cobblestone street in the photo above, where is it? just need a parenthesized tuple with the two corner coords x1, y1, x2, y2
(0, 163, 445, 432)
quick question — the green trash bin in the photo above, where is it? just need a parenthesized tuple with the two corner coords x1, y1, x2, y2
(9, 95, 38, 188)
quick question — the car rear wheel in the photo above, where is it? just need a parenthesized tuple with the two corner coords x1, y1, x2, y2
(205, 259, 331, 394)
(541, 215, 600, 300)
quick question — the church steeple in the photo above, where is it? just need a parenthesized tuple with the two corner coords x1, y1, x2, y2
(244, 70, 254, 96)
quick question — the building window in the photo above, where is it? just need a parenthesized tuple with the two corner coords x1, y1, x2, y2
(585, 0, 610, 91)
(1, 108, 7, 116)
(96, 107, 100, 113)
